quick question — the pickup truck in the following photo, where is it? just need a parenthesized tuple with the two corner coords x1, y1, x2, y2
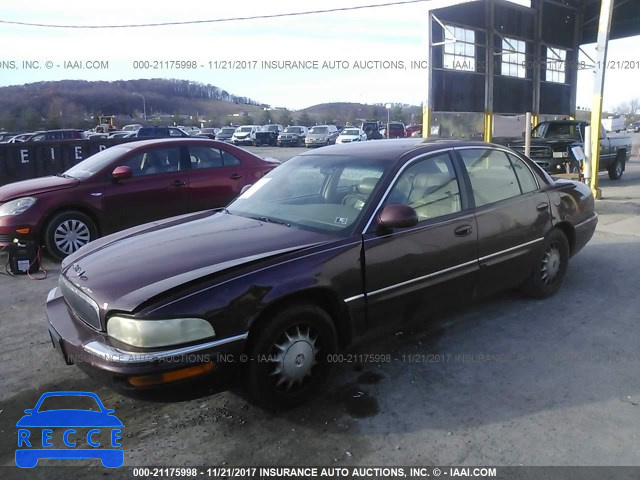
(254, 124, 283, 146)
(506, 120, 632, 180)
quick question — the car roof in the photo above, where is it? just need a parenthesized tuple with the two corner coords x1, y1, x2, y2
(297, 138, 500, 161)
(109, 137, 230, 151)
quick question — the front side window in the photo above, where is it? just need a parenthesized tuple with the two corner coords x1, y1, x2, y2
(460, 149, 521, 206)
(123, 147, 181, 176)
(385, 153, 461, 222)
(443, 25, 476, 72)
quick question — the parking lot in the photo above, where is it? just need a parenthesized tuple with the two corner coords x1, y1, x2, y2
(1, 139, 640, 474)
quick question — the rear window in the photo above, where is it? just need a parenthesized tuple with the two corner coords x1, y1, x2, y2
(389, 124, 404, 132)
(138, 128, 166, 137)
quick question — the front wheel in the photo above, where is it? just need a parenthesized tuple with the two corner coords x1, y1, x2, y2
(44, 210, 98, 261)
(608, 153, 624, 180)
(521, 229, 569, 299)
(245, 304, 338, 410)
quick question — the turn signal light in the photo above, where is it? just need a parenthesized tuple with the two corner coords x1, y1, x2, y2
(127, 363, 215, 387)
(16, 228, 30, 234)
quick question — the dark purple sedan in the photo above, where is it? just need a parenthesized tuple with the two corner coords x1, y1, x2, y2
(46, 138, 597, 409)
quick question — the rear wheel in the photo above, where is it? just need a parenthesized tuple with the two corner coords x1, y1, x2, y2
(608, 152, 624, 180)
(245, 303, 338, 410)
(44, 210, 98, 261)
(521, 229, 569, 299)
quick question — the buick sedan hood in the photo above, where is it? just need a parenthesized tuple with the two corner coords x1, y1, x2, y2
(61, 211, 334, 312)
(0, 175, 78, 201)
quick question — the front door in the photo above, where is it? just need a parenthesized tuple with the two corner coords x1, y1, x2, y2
(102, 145, 190, 232)
(363, 151, 479, 330)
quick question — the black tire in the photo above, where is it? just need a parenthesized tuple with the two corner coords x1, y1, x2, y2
(245, 303, 338, 410)
(521, 229, 569, 299)
(608, 152, 624, 180)
(44, 210, 98, 261)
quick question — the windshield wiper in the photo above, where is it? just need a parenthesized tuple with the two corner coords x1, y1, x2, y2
(256, 215, 291, 227)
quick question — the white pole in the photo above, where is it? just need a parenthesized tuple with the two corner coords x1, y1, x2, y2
(525, 112, 532, 158)
(584, 125, 592, 186)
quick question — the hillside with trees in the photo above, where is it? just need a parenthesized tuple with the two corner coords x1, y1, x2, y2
(0, 80, 423, 131)
(0, 79, 267, 131)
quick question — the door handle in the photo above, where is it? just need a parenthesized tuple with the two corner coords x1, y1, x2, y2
(172, 180, 187, 187)
(536, 202, 549, 211)
(454, 225, 473, 237)
(229, 174, 243, 180)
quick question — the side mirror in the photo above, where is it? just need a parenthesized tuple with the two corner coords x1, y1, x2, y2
(239, 184, 253, 195)
(112, 165, 133, 181)
(376, 204, 418, 231)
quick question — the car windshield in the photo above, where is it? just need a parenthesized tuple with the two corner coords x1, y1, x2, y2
(220, 128, 236, 134)
(309, 127, 328, 134)
(64, 145, 131, 179)
(238, 127, 253, 132)
(227, 154, 389, 235)
(389, 124, 403, 131)
(37, 395, 101, 412)
(532, 122, 581, 140)
(261, 125, 278, 131)
(342, 129, 360, 136)
(284, 127, 302, 133)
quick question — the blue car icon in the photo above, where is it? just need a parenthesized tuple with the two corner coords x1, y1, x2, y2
(16, 391, 124, 468)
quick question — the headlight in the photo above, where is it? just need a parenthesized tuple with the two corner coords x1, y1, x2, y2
(107, 316, 215, 348)
(552, 151, 569, 158)
(0, 197, 36, 216)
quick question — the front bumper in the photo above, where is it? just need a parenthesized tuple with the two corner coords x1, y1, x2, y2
(0, 214, 39, 246)
(46, 287, 247, 389)
(278, 137, 300, 146)
(305, 139, 328, 147)
(232, 137, 253, 145)
(533, 158, 569, 173)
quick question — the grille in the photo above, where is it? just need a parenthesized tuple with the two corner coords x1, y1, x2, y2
(510, 145, 553, 159)
(59, 275, 102, 331)
(0, 234, 12, 243)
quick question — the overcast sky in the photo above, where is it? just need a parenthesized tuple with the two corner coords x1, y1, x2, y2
(0, 0, 638, 112)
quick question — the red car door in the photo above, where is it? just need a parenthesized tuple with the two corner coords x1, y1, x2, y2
(100, 145, 190, 232)
(185, 145, 250, 211)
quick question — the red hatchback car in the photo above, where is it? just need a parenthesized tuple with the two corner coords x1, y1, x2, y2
(0, 138, 278, 260)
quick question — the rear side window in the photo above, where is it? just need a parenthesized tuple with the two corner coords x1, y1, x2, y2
(189, 147, 242, 169)
(460, 149, 521, 207)
(507, 154, 538, 193)
(189, 146, 223, 169)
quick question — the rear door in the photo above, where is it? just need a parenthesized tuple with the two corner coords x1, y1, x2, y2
(184, 145, 249, 211)
(456, 147, 552, 297)
(363, 151, 479, 329)
(101, 145, 190, 232)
